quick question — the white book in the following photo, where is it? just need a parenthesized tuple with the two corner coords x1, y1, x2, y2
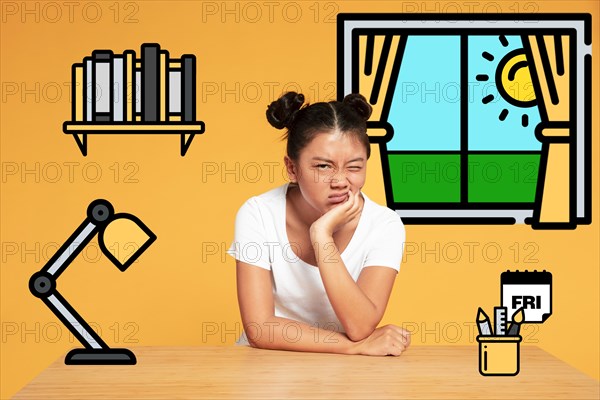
(135, 70, 141, 114)
(95, 61, 110, 116)
(169, 70, 181, 114)
(113, 56, 124, 122)
(86, 58, 93, 121)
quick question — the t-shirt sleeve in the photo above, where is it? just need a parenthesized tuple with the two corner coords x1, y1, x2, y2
(227, 198, 271, 270)
(363, 216, 405, 272)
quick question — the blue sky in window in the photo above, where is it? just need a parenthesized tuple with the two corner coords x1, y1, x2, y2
(468, 35, 542, 151)
(386, 35, 542, 152)
(387, 36, 461, 151)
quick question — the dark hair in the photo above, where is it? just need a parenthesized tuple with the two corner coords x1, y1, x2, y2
(266, 92, 372, 160)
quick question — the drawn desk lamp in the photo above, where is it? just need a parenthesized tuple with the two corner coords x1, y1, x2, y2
(29, 199, 156, 365)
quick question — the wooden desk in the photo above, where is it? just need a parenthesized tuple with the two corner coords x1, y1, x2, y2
(14, 346, 599, 399)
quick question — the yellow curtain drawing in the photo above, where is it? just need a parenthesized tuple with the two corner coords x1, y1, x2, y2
(358, 34, 403, 137)
(526, 35, 573, 227)
(356, 34, 403, 201)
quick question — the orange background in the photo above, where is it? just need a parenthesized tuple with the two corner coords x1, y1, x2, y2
(1, 1, 598, 397)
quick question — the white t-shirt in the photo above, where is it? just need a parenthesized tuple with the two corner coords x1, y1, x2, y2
(228, 183, 405, 339)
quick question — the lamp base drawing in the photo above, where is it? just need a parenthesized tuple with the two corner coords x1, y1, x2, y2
(65, 348, 137, 365)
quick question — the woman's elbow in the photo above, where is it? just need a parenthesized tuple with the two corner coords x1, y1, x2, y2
(345, 325, 376, 342)
(247, 335, 281, 350)
(244, 320, 276, 349)
(247, 337, 267, 349)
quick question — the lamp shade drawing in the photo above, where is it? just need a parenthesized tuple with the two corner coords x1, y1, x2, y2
(29, 199, 156, 365)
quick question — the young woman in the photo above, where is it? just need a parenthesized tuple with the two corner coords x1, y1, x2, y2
(229, 92, 410, 356)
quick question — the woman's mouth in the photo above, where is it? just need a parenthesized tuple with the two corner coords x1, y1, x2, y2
(328, 192, 349, 204)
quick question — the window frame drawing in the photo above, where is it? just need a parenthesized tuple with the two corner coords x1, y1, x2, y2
(337, 13, 592, 229)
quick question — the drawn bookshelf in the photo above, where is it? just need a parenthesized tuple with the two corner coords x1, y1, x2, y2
(63, 43, 204, 156)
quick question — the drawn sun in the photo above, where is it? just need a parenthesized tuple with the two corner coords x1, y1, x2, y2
(476, 35, 537, 127)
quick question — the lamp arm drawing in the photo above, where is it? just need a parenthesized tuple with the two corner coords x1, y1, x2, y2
(42, 220, 98, 278)
(43, 291, 108, 350)
(29, 200, 115, 351)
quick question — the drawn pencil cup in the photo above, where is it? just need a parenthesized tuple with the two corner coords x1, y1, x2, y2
(477, 335, 522, 376)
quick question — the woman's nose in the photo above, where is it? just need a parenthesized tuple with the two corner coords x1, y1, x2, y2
(328, 170, 349, 187)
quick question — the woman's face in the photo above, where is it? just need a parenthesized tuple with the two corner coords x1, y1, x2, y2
(286, 130, 368, 215)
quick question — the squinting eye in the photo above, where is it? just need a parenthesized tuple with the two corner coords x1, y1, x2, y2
(316, 164, 331, 170)
(348, 166, 363, 171)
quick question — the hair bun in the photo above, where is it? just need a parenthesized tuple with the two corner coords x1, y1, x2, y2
(342, 93, 372, 121)
(266, 92, 305, 130)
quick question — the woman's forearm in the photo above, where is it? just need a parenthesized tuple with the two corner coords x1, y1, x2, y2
(311, 233, 380, 341)
(244, 315, 359, 354)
